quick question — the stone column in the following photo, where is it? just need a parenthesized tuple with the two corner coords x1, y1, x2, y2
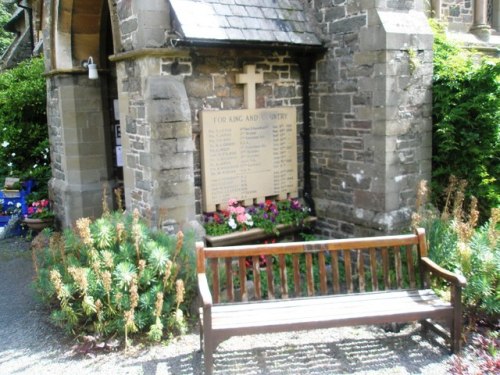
(47, 74, 114, 227)
(115, 55, 197, 234)
(492, 0, 500, 31)
(431, 0, 442, 19)
(471, 0, 491, 40)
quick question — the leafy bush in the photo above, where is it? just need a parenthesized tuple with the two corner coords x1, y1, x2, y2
(412, 179, 499, 325)
(431, 20, 500, 221)
(33, 209, 197, 346)
(0, 56, 50, 195)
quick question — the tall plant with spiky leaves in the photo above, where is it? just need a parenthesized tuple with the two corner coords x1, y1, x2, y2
(33, 207, 196, 346)
(412, 178, 499, 325)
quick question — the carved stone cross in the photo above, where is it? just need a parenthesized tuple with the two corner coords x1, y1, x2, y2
(235, 65, 263, 110)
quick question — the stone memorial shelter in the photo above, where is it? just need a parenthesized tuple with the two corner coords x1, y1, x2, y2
(9, 0, 500, 238)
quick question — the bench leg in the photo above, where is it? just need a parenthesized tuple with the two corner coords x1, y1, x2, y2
(199, 308, 204, 352)
(451, 316, 462, 353)
(203, 338, 215, 375)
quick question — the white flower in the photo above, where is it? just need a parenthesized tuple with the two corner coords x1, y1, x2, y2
(7, 162, 12, 167)
(7, 201, 13, 206)
(228, 217, 237, 229)
(2, 141, 9, 147)
(16, 203, 21, 208)
(33, 164, 38, 169)
(245, 213, 253, 227)
(11, 153, 15, 157)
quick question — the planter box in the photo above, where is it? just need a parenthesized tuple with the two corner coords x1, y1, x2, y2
(2, 189, 20, 198)
(205, 217, 317, 247)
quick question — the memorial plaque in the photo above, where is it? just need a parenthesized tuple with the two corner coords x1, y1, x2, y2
(200, 107, 298, 212)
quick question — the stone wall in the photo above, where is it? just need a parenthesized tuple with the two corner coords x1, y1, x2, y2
(441, 0, 474, 32)
(310, 0, 433, 237)
(159, 48, 305, 217)
(115, 0, 171, 52)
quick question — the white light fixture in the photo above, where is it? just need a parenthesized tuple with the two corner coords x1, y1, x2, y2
(82, 56, 99, 80)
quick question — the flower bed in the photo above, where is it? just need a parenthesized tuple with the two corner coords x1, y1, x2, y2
(203, 198, 315, 246)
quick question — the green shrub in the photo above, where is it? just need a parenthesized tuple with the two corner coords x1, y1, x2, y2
(0, 56, 50, 193)
(33, 209, 197, 346)
(431, 20, 500, 221)
(412, 179, 499, 325)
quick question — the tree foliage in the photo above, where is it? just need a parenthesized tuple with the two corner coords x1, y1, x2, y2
(431, 21, 500, 221)
(0, 2, 16, 56)
(0, 56, 49, 194)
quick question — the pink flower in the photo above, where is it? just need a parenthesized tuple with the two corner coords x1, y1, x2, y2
(235, 206, 245, 215)
(228, 198, 238, 206)
(236, 213, 247, 224)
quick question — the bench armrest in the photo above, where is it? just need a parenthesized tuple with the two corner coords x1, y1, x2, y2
(198, 273, 213, 308)
(421, 256, 467, 287)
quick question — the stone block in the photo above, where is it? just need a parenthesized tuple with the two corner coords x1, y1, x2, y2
(159, 168, 194, 183)
(329, 15, 366, 34)
(158, 180, 194, 199)
(320, 94, 351, 113)
(177, 138, 194, 152)
(151, 122, 192, 139)
(151, 152, 193, 169)
(148, 99, 191, 123)
(121, 18, 138, 35)
(354, 190, 385, 211)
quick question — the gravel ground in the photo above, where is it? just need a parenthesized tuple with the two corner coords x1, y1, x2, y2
(0, 236, 470, 375)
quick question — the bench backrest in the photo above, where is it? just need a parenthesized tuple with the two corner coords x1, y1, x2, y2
(197, 228, 428, 304)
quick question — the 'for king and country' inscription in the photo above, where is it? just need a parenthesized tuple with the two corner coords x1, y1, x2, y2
(201, 107, 297, 212)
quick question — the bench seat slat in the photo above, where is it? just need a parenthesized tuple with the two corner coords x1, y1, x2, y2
(212, 289, 443, 314)
(211, 290, 451, 331)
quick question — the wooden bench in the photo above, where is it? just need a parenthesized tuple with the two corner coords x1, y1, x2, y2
(196, 228, 466, 374)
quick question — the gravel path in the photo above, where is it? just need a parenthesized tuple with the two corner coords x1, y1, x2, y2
(0, 237, 460, 375)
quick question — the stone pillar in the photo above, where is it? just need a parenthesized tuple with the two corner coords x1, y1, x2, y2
(311, 2, 434, 237)
(115, 55, 197, 234)
(471, 0, 491, 40)
(492, 0, 500, 31)
(432, 0, 442, 18)
(47, 74, 114, 227)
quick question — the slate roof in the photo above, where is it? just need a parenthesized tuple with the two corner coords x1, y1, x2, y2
(169, 0, 322, 47)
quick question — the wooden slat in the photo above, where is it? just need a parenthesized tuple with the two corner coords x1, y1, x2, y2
(211, 289, 451, 328)
(344, 250, 353, 293)
(382, 247, 390, 290)
(357, 250, 365, 292)
(305, 253, 314, 296)
(238, 257, 247, 302)
(394, 247, 403, 289)
(214, 289, 444, 314)
(293, 254, 301, 297)
(278, 254, 288, 299)
(318, 251, 327, 295)
(225, 257, 234, 302)
(252, 256, 261, 300)
(330, 251, 340, 294)
(265, 255, 275, 299)
(369, 248, 378, 291)
(406, 245, 416, 289)
(211, 258, 220, 304)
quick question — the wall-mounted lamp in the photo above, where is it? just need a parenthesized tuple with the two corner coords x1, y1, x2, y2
(82, 56, 98, 80)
